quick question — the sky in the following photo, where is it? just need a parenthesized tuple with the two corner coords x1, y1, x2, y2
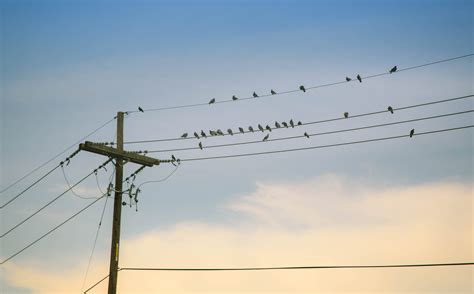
(0, 0, 473, 293)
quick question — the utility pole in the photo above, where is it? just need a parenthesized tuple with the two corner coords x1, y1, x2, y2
(79, 111, 167, 294)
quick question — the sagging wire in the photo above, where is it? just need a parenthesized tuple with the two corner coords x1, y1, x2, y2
(61, 159, 110, 200)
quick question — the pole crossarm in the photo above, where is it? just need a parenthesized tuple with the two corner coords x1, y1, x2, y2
(79, 141, 161, 167)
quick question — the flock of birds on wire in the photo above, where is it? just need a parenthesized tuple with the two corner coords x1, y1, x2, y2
(135, 66, 402, 152)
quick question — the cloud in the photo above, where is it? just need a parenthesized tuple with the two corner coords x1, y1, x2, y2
(2, 175, 472, 293)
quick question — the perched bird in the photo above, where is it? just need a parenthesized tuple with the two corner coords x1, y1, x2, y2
(266, 125, 272, 132)
(389, 66, 398, 74)
(210, 130, 217, 136)
(253, 92, 259, 98)
(344, 112, 349, 118)
(198, 142, 203, 150)
(138, 106, 144, 112)
(227, 128, 233, 136)
(217, 129, 224, 136)
(194, 132, 200, 139)
(388, 106, 394, 114)
(171, 155, 177, 162)
(258, 124, 264, 132)
(262, 134, 269, 141)
(232, 95, 238, 101)
(239, 127, 245, 134)
(201, 130, 207, 138)
(282, 122, 289, 128)
(346, 77, 352, 82)
(299, 85, 306, 92)
(290, 119, 294, 128)
(297, 121, 302, 126)
(249, 126, 254, 132)
(409, 129, 415, 138)
(209, 98, 216, 104)
(357, 74, 362, 83)
(271, 89, 277, 95)
(181, 133, 188, 138)
(275, 121, 281, 128)
(304, 132, 310, 138)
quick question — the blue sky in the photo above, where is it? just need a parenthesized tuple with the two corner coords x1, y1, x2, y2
(0, 0, 472, 293)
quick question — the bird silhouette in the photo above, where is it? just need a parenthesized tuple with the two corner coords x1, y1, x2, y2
(138, 106, 144, 112)
(201, 130, 207, 138)
(209, 98, 216, 104)
(304, 132, 310, 138)
(227, 129, 233, 135)
(199, 142, 203, 150)
(297, 121, 302, 126)
(217, 129, 224, 136)
(410, 129, 415, 138)
(194, 132, 200, 139)
(271, 89, 277, 95)
(282, 122, 288, 128)
(171, 155, 177, 162)
(232, 95, 238, 100)
(346, 77, 352, 82)
(210, 130, 217, 136)
(388, 106, 394, 114)
(357, 74, 362, 83)
(262, 134, 269, 141)
(299, 85, 306, 92)
(344, 112, 349, 118)
(266, 125, 272, 132)
(181, 133, 188, 138)
(249, 126, 254, 132)
(389, 66, 397, 73)
(258, 124, 264, 132)
(289, 119, 294, 128)
(253, 92, 259, 98)
(275, 121, 281, 128)
(239, 127, 245, 134)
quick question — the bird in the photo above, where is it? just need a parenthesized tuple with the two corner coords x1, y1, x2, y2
(275, 121, 281, 128)
(258, 124, 264, 132)
(266, 125, 272, 132)
(239, 127, 245, 134)
(209, 98, 216, 104)
(344, 112, 349, 118)
(181, 133, 188, 138)
(217, 129, 224, 136)
(262, 134, 269, 141)
(194, 132, 200, 139)
(299, 85, 306, 92)
(409, 129, 415, 138)
(249, 126, 254, 132)
(297, 121, 302, 126)
(198, 142, 203, 150)
(171, 155, 177, 162)
(282, 122, 288, 128)
(138, 106, 144, 112)
(210, 130, 217, 136)
(253, 92, 259, 98)
(389, 66, 397, 74)
(271, 89, 277, 95)
(232, 95, 238, 101)
(388, 106, 394, 114)
(346, 77, 351, 82)
(357, 74, 362, 83)
(201, 130, 207, 138)
(289, 119, 294, 128)
(304, 132, 310, 138)
(227, 129, 233, 135)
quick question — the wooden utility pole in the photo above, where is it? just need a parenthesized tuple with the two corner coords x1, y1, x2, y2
(79, 111, 166, 294)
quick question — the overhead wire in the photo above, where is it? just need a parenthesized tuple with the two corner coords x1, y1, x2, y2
(124, 53, 473, 114)
(123, 94, 473, 144)
(139, 110, 473, 153)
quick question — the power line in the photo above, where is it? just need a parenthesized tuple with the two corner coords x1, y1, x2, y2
(123, 94, 473, 144)
(83, 262, 473, 293)
(0, 117, 116, 195)
(0, 159, 112, 239)
(140, 110, 473, 153)
(124, 53, 473, 114)
(0, 149, 81, 209)
(178, 125, 473, 162)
